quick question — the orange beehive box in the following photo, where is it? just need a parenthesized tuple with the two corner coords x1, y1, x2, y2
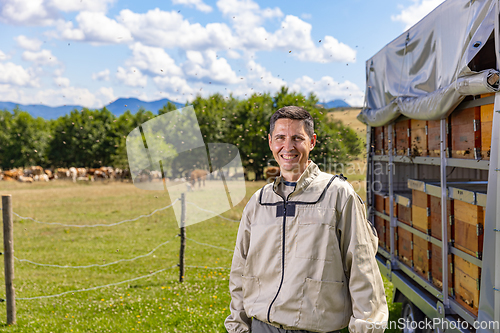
(431, 243, 453, 295)
(412, 189, 431, 234)
(480, 93, 494, 160)
(427, 120, 442, 157)
(454, 256, 480, 316)
(450, 106, 481, 159)
(429, 196, 453, 241)
(410, 120, 428, 156)
(413, 234, 431, 281)
(374, 193, 386, 213)
(397, 227, 413, 268)
(374, 215, 386, 250)
(395, 119, 411, 156)
(374, 126, 385, 155)
(453, 200, 484, 258)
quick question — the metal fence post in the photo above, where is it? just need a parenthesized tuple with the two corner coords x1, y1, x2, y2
(2, 195, 16, 325)
(179, 193, 186, 283)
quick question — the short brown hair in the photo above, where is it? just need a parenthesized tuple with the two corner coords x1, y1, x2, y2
(269, 106, 314, 138)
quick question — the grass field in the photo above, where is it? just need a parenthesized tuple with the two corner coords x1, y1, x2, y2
(0, 179, 401, 332)
(0, 110, 404, 332)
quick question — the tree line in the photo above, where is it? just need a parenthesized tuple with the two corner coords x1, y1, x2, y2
(0, 87, 362, 180)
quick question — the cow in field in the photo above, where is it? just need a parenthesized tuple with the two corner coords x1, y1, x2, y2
(18, 175, 34, 183)
(265, 166, 280, 183)
(190, 169, 208, 188)
(55, 168, 70, 179)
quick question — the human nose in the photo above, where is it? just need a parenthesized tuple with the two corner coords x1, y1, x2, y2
(283, 137, 294, 151)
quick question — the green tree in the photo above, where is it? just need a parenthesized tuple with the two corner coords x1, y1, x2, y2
(0, 108, 51, 169)
(48, 108, 118, 167)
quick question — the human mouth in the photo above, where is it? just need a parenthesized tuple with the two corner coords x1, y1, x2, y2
(281, 154, 298, 160)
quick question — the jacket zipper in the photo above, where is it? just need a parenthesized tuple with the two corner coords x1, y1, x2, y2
(267, 185, 295, 323)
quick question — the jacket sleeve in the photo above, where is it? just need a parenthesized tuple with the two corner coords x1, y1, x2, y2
(224, 208, 252, 333)
(338, 189, 389, 333)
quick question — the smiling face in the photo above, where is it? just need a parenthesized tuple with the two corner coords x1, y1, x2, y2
(268, 118, 316, 182)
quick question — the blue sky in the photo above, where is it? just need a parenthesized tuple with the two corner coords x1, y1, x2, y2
(0, 0, 444, 109)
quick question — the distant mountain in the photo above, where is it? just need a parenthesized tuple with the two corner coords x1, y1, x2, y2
(0, 101, 83, 119)
(319, 99, 351, 109)
(0, 98, 185, 119)
(105, 98, 184, 116)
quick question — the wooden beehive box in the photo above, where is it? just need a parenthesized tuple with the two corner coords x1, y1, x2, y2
(450, 106, 481, 159)
(395, 119, 411, 156)
(385, 220, 391, 252)
(453, 200, 484, 258)
(384, 125, 390, 155)
(413, 234, 431, 281)
(397, 204, 411, 226)
(480, 93, 494, 160)
(427, 120, 442, 157)
(374, 215, 386, 249)
(430, 196, 453, 241)
(374, 126, 385, 155)
(397, 227, 413, 268)
(454, 256, 480, 316)
(374, 193, 386, 213)
(410, 120, 428, 156)
(384, 195, 397, 216)
(412, 189, 431, 234)
(431, 243, 453, 295)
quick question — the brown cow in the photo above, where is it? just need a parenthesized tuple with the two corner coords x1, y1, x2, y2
(265, 166, 280, 183)
(190, 169, 208, 188)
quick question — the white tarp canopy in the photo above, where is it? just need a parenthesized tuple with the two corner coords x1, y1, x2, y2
(358, 0, 500, 127)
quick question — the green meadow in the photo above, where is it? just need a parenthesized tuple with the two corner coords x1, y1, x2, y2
(0, 178, 400, 332)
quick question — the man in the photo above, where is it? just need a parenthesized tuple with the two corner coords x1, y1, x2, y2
(225, 106, 388, 333)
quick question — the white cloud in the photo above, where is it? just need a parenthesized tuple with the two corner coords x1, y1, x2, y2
(60, 11, 132, 44)
(118, 8, 235, 50)
(15, 35, 43, 51)
(300, 13, 312, 20)
(0, 62, 38, 86)
(96, 87, 116, 105)
(92, 69, 110, 81)
(392, 0, 445, 31)
(172, 0, 212, 13)
(127, 43, 183, 77)
(116, 66, 148, 87)
(183, 50, 238, 84)
(0, 50, 9, 61)
(244, 60, 284, 92)
(217, 0, 282, 50)
(34, 86, 103, 107)
(0, 0, 58, 26)
(295, 35, 357, 63)
(291, 76, 364, 107)
(54, 76, 70, 87)
(153, 75, 193, 95)
(22, 49, 59, 66)
(48, 0, 116, 13)
(271, 16, 356, 63)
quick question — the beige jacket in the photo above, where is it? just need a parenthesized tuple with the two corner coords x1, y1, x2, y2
(225, 162, 388, 333)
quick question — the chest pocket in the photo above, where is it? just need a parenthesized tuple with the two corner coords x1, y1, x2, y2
(294, 206, 337, 261)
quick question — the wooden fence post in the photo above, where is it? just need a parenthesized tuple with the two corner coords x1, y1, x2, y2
(179, 193, 186, 283)
(2, 195, 16, 325)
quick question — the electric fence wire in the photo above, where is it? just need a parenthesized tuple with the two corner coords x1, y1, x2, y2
(11, 199, 179, 228)
(186, 201, 240, 222)
(185, 237, 233, 252)
(16, 265, 179, 301)
(14, 235, 179, 268)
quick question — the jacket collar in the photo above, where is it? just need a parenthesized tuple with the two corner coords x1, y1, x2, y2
(272, 161, 320, 197)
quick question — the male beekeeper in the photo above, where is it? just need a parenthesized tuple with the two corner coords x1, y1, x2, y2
(225, 106, 388, 333)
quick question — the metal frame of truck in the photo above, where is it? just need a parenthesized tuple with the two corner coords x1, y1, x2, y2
(360, 1, 500, 332)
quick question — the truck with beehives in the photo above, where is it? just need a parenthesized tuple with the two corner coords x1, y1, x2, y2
(358, 1, 500, 332)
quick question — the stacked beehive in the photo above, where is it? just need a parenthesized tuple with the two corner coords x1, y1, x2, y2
(370, 93, 494, 159)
